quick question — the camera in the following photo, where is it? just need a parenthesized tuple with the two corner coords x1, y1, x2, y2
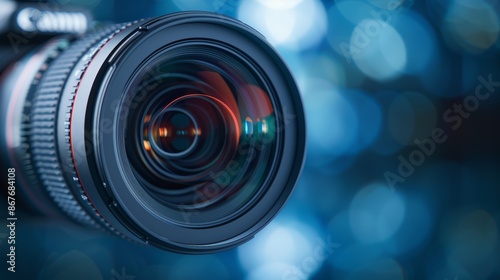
(0, 0, 305, 253)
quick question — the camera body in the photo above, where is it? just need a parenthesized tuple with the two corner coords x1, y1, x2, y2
(0, 0, 92, 71)
(1, 0, 306, 253)
(0, 0, 93, 217)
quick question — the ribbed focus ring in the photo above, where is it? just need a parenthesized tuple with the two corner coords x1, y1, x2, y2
(29, 24, 128, 227)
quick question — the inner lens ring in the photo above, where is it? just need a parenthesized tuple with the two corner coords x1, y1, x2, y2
(135, 84, 213, 182)
(148, 107, 200, 158)
(161, 99, 228, 173)
(142, 94, 235, 179)
(137, 78, 241, 183)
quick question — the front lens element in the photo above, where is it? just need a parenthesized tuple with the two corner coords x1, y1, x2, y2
(126, 45, 278, 224)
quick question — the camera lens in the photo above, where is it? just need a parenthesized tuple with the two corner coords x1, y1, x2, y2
(0, 12, 305, 253)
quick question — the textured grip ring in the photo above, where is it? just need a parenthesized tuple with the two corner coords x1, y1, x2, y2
(29, 24, 130, 228)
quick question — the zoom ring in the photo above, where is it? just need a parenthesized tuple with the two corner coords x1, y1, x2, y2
(29, 24, 128, 227)
(16, 41, 70, 217)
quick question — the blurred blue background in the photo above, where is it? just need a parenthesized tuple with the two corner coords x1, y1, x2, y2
(2, 0, 500, 279)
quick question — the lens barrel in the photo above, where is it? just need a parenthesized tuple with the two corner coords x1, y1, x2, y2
(0, 12, 305, 253)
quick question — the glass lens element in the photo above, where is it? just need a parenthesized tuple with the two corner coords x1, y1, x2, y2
(126, 45, 278, 223)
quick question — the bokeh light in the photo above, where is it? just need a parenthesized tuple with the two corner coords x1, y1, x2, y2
(392, 11, 440, 75)
(344, 90, 382, 153)
(442, 0, 500, 54)
(305, 89, 358, 157)
(295, 52, 346, 89)
(386, 194, 434, 255)
(335, 0, 376, 25)
(170, 0, 222, 12)
(238, 0, 327, 50)
(349, 183, 406, 244)
(351, 20, 407, 81)
(237, 220, 325, 279)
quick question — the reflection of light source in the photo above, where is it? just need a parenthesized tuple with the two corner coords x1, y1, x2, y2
(191, 128, 201, 136)
(143, 140, 151, 151)
(245, 117, 253, 136)
(260, 119, 268, 134)
(158, 127, 168, 137)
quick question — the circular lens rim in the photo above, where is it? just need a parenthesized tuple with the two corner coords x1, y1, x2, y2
(68, 12, 306, 253)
